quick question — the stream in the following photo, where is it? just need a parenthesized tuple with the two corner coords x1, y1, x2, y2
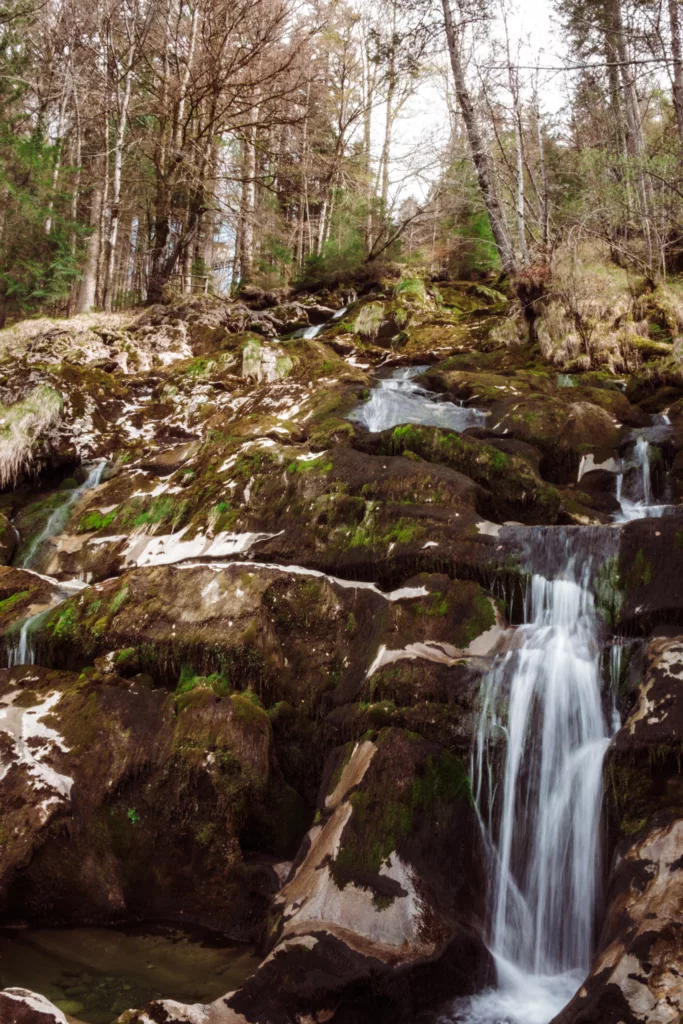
(0, 330, 677, 1023)
(348, 365, 489, 433)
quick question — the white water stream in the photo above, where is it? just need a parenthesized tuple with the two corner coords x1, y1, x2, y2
(21, 461, 107, 569)
(348, 366, 488, 433)
(446, 554, 615, 1024)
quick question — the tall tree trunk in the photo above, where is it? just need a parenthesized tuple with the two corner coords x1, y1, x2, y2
(669, 0, 683, 150)
(380, 9, 397, 220)
(505, 28, 528, 267)
(607, 0, 644, 157)
(535, 100, 550, 252)
(442, 0, 517, 275)
(76, 176, 104, 313)
(103, 42, 135, 312)
(45, 78, 69, 235)
(240, 94, 260, 284)
(362, 45, 375, 253)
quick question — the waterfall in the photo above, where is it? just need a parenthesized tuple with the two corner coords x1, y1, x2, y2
(615, 428, 676, 522)
(348, 366, 488, 433)
(21, 461, 107, 569)
(7, 607, 51, 667)
(6, 579, 87, 668)
(634, 436, 652, 505)
(452, 553, 614, 1024)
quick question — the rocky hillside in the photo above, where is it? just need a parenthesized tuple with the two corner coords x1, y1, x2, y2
(0, 275, 681, 1024)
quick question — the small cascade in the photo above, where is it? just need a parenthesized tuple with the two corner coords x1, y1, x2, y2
(607, 640, 627, 734)
(615, 436, 668, 522)
(21, 461, 107, 570)
(348, 366, 488, 433)
(450, 547, 615, 1024)
(6, 578, 87, 668)
(301, 306, 347, 340)
(7, 607, 51, 667)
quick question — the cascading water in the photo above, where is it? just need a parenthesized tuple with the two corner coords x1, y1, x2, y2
(301, 306, 348, 339)
(614, 426, 679, 522)
(446, 549, 615, 1024)
(6, 578, 87, 668)
(21, 461, 107, 569)
(348, 366, 488, 433)
(7, 607, 51, 667)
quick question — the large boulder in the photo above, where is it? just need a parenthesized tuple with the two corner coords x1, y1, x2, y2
(0, 661, 302, 935)
(119, 728, 492, 1024)
(616, 519, 683, 633)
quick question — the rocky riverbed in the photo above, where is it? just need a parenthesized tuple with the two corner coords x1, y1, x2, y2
(0, 277, 681, 1024)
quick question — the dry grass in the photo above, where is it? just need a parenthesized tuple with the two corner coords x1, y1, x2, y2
(0, 385, 63, 488)
(0, 310, 136, 360)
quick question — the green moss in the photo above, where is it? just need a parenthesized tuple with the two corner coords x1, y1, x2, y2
(460, 591, 495, 646)
(354, 302, 385, 339)
(110, 585, 129, 615)
(52, 605, 76, 640)
(230, 690, 268, 727)
(174, 668, 231, 709)
(383, 519, 420, 545)
(133, 496, 181, 529)
(626, 549, 654, 591)
(594, 556, 624, 626)
(0, 590, 29, 615)
(78, 508, 117, 533)
(286, 456, 333, 475)
(394, 277, 426, 305)
(331, 745, 472, 892)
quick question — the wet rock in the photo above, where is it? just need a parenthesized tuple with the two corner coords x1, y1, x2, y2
(0, 515, 17, 565)
(145, 729, 492, 1024)
(367, 424, 562, 524)
(550, 818, 683, 1024)
(0, 989, 68, 1024)
(557, 636, 683, 1024)
(617, 519, 683, 632)
(0, 662, 302, 935)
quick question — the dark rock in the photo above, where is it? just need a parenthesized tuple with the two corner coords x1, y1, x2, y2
(618, 518, 683, 632)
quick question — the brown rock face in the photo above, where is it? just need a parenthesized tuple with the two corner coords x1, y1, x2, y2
(554, 636, 683, 1024)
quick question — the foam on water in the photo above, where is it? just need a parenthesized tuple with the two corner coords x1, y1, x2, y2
(348, 366, 488, 433)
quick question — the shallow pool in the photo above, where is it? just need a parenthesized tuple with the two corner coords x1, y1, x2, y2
(0, 923, 260, 1023)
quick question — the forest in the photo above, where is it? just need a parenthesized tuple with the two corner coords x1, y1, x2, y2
(0, 2, 683, 1024)
(3, 0, 683, 317)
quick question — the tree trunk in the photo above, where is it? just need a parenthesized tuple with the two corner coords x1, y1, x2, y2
(607, 0, 643, 157)
(103, 43, 135, 312)
(669, 0, 683, 150)
(380, 10, 397, 220)
(76, 179, 104, 313)
(442, 0, 517, 276)
(535, 100, 550, 252)
(239, 95, 260, 284)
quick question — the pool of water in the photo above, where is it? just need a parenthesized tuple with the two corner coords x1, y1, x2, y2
(0, 923, 261, 1023)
